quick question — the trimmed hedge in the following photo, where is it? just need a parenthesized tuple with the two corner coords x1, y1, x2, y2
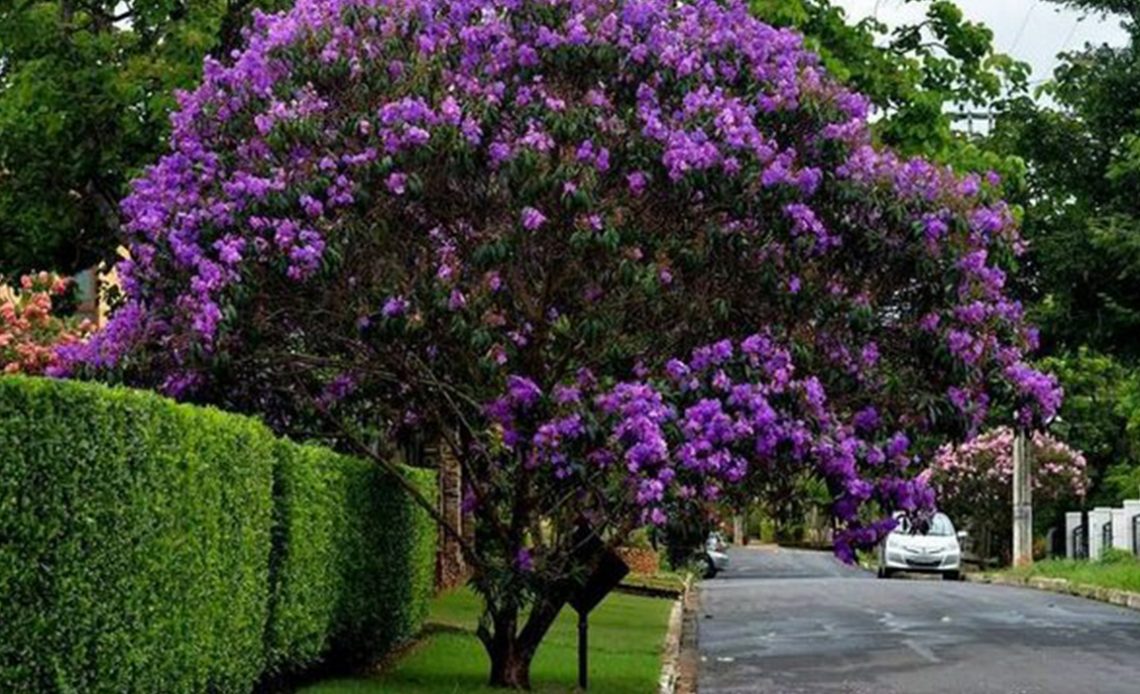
(265, 442, 436, 672)
(0, 377, 435, 693)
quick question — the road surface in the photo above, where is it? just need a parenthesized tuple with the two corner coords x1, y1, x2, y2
(698, 546, 1140, 693)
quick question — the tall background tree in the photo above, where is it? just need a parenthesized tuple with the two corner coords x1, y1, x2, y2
(988, 0, 1140, 504)
(0, 0, 287, 277)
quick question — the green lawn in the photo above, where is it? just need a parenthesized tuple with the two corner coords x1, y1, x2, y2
(1001, 551, 1140, 593)
(301, 588, 674, 694)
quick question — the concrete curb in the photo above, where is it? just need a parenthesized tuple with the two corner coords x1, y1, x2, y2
(966, 572, 1140, 611)
(658, 575, 696, 694)
(674, 580, 700, 694)
(657, 595, 684, 694)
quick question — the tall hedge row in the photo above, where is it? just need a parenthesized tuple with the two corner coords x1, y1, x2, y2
(265, 442, 436, 672)
(0, 377, 436, 693)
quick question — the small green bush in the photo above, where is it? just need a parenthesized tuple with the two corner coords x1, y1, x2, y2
(1099, 547, 1137, 565)
(0, 377, 435, 692)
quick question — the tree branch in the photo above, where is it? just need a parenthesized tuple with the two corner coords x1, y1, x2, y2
(325, 410, 486, 571)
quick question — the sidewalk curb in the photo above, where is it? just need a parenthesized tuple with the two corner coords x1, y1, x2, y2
(657, 593, 684, 694)
(966, 572, 1140, 611)
(659, 574, 697, 694)
(667, 577, 700, 694)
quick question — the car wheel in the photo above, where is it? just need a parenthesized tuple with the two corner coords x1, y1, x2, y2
(703, 556, 718, 579)
(943, 570, 961, 581)
(878, 567, 894, 579)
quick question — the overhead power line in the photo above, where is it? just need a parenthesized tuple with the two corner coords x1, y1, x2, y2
(1009, 0, 1040, 54)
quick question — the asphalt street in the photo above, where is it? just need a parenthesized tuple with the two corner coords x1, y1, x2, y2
(697, 546, 1140, 693)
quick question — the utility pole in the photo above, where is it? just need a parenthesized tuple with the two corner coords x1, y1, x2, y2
(1012, 428, 1033, 567)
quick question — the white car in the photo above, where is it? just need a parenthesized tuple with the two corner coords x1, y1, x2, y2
(877, 512, 965, 580)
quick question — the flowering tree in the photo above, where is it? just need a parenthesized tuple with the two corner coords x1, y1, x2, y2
(62, 0, 1060, 687)
(1, 273, 92, 375)
(930, 427, 1088, 563)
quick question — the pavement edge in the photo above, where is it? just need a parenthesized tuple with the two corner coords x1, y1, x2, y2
(966, 572, 1140, 611)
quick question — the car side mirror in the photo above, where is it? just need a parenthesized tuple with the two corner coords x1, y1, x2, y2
(956, 531, 968, 540)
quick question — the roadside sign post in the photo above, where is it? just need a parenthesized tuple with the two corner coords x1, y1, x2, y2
(577, 610, 588, 689)
(569, 529, 630, 690)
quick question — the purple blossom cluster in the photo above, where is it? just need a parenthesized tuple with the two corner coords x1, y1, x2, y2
(60, 0, 1061, 559)
(486, 335, 936, 561)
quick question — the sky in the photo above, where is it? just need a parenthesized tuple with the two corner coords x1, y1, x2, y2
(833, 0, 1130, 84)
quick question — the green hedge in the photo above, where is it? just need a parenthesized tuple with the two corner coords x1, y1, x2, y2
(0, 377, 436, 693)
(265, 442, 436, 672)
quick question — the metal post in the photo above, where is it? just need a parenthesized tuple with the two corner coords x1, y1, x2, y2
(1013, 428, 1033, 567)
(578, 610, 588, 689)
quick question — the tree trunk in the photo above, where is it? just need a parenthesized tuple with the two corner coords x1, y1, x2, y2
(488, 637, 534, 689)
(436, 440, 468, 590)
(481, 594, 567, 689)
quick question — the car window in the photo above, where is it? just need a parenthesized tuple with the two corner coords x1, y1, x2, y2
(892, 513, 955, 537)
(925, 514, 955, 536)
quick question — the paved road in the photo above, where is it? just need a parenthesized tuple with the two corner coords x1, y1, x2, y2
(698, 546, 1140, 693)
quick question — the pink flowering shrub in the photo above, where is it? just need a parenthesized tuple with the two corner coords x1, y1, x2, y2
(62, 0, 1060, 684)
(1, 273, 91, 375)
(931, 427, 1087, 562)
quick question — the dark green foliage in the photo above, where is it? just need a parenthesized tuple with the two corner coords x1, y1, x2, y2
(990, 5, 1140, 358)
(0, 0, 289, 277)
(1039, 351, 1136, 504)
(0, 377, 435, 693)
(986, 3, 1140, 502)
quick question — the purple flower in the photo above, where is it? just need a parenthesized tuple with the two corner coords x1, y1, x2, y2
(382, 295, 408, 318)
(521, 206, 547, 231)
(853, 406, 879, 433)
(514, 548, 535, 572)
(553, 384, 581, 405)
(627, 171, 648, 196)
(386, 172, 408, 195)
(506, 375, 542, 410)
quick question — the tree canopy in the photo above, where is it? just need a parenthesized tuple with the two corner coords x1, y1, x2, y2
(0, 0, 1030, 280)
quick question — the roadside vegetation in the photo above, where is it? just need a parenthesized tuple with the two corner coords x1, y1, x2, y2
(1001, 550, 1140, 593)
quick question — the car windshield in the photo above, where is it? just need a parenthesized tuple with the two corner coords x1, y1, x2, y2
(895, 513, 955, 537)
